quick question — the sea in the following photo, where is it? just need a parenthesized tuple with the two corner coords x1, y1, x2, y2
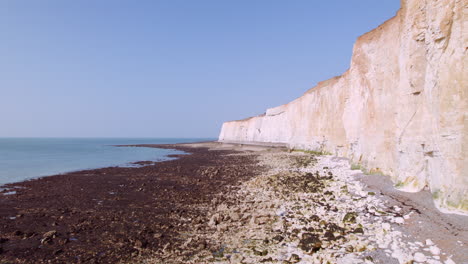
(0, 138, 214, 186)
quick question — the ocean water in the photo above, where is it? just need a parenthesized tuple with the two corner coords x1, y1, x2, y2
(0, 138, 213, 186)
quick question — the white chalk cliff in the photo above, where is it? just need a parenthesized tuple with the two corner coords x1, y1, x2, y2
(219, 0, 467, 214)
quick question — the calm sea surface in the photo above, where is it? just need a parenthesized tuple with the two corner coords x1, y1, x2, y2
(0, 138, 213, 186)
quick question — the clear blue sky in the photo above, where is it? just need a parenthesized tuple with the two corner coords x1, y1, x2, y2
(0, 0, 400, 138)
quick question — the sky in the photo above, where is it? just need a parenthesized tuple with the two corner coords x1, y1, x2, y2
(0, 0, 400, 138)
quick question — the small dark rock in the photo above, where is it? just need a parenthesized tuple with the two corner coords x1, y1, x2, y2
(352, 228, 364, 234)
(260, 257, 273, 262)
(272, 235, 284, 243)
(310, 215, 320, 222)
(42, 230, 57, 240)
(134, 239, 147, 249)
(324, 231, 335, 240)
(289, 253, 301, 263)
(343, 212, 357, 223)
(13, 230, 23, 236)
(253, 248, 268, 256)
(299, 233, 322, 253)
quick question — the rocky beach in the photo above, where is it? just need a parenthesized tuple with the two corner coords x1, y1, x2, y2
(0, 142, 466, 263)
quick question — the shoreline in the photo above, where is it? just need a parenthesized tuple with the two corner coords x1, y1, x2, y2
(0, 142, 264, 263)
(0, 142, 466, 263)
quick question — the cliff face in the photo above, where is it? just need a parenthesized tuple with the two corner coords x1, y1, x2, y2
(219, 0, 467, 214)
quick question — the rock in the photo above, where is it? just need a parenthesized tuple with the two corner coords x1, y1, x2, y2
(209, 213, 221, 227)
(216, 224, 229, 232)
(342, 212, 357, 223)
(345, 245, 354, 252)
(289, 253, 301, 263)
(445, 258, 456, 264)
(253, 248, 268, 256)
(260, 257, 273, 263)
(249, 215, 257, 225)
(40, 230, 57, 244)
(413, 252, 427, 262)
(324, 231, 335, 240)
(229, 212, 241, 222)
(134, 239, 147, 249)
(394, 217, 404, 224)
(43, 230, 57, 239)
(197, 240, 207, 250)
(255, 216, 270, 225)
(382, 223, 391, 230)
(272, 235, 284, 243)
(230, 253, 244, 264)
(425, 239, 434, 246)
(299, 233, 322, 253)
(429, 245, 440, 255)
(352, 227, 364, 234)
(310, 215, 320, 222)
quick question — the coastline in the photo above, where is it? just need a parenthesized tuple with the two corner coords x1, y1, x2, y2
(0, 142, 263, 263)
(0, 142, 466, 263)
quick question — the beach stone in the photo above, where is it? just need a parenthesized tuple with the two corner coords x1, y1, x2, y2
(324, 231, 335, 240)
(445, 258, 456, 264)
(429, 245, 440, 255)
(352, 227, 364, 234)
(289, 253, 301, 263)
(413, 252, 427, 262)
(216, 224, 228, 232)
(425, 239, 434, 246)
(255, 216, 270, 225)
(260, 257, 273, 262)
(342, 212, 357, 223)
(43, 230, 57, 239)
(310, 215, 320, 222)
(229, 212, 241, 222)
(382, 223, 391, 230)
(134, 239, 147, 249)
(299, 233, 322, 253)
(253, 248, 268, 256)
(209, 213, 221, 227)
(272, 235, 284, 243)
(229, 253, 244, 264)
